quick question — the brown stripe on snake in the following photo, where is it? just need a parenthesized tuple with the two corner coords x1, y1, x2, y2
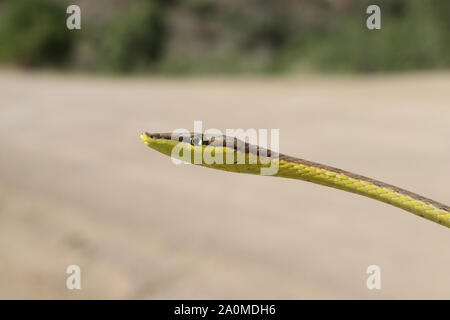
(145, 132, 448, 211)
(278, 153, 450, 211)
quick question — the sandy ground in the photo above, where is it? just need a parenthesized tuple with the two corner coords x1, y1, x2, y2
(0, 70, 449, 299)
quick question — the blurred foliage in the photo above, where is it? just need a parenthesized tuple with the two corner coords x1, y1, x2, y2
(0, 0, 449, 73)
(272, 0, 450, 73)
(97, 0, 167, 73)
(0, 0, 75, 67)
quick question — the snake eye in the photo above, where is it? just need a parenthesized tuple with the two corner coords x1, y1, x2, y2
(191, 136, 202, 146)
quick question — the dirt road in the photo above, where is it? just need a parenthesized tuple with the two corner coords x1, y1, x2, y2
(0, 71, 449, 298)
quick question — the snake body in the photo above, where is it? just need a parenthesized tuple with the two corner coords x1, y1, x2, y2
(141, 132, 450, 228)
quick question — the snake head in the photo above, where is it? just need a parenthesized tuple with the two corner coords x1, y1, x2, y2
(140, 131, 211, 160)
(141, 131, 278, 175)
(142, 131, 276, 157)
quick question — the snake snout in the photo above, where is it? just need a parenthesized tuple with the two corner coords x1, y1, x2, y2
(145, 132, 161, 139)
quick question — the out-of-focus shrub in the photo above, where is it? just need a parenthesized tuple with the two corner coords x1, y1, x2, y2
(0, 0, 75, 67)
(271, 0, 450, 73)
(98, 0, 166, 73)
(0, 0, 448, 74)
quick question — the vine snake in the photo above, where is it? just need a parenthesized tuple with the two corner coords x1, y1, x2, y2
(141, 132, 450, 228)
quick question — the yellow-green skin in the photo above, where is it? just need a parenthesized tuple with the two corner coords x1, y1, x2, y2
(141, 134, 450, 228)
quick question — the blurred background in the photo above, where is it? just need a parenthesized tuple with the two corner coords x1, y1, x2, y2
(1, 0, 450, 73)
(0, 0, 449, 299)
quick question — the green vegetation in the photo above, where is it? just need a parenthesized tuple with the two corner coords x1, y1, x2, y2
(0, 0, 75, 67)
(275, 0, 450, 73)
(97, 0, 166, 73)
(0, 0, 449, 73)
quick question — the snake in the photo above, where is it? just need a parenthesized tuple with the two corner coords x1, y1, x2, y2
(141, 132, 450, 228)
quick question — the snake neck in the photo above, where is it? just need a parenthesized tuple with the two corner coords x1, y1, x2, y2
(275, 156, 450, 228)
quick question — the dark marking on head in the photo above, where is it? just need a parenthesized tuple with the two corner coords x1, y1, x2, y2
(145, 131, 278, 159)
